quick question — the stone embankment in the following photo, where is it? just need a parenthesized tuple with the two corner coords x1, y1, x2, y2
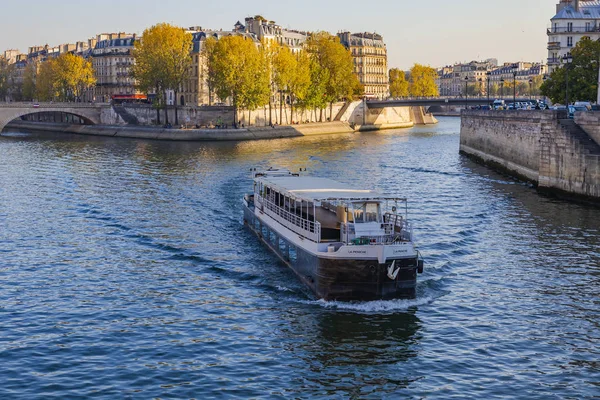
(6, 120, 356, 141)
(4, 101, 438, 141)
(460, 110, 600, 203)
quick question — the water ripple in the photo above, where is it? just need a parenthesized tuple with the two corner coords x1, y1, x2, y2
(0, 118, 599, 399)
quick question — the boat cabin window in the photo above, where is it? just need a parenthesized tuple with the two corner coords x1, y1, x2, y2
(353, 202, 380, 223)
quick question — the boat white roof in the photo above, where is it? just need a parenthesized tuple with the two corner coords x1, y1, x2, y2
(258, 176, 404, 201)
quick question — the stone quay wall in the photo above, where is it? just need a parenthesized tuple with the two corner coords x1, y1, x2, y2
(460, 110, 600, 203)
(100, 102, 430, 129)
(101, 103, 347, 128)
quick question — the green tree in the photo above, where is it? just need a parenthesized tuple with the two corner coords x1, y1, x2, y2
(541, 37, 600, 104)
(389, 68, 409, 98)
(466, 83, 478, 96)
(0, 57, 12, 101)
(132, 23, 193, 125)
(22, 62, 37, 101)
(409, 64, 439, 97)
(531, 75, 543, 96)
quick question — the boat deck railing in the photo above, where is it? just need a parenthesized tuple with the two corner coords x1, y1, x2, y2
(260, 196, 321, 242)
(341, 219, 413, 245)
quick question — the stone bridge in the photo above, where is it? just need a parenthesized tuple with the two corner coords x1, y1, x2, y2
(368, 97, 535, 109)
(0, 103, 106, 132)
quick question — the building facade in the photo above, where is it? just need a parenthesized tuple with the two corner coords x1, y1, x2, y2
(242, 16, 308, 52)
(338, 32, 388, 99)
(548, 0, 600, 73)
(91, 33, 138, 102)
(180, 28, 260, 107)
(436, 59, 497, 97)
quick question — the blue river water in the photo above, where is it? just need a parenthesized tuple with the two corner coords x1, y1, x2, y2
(0, 117, 599, 399)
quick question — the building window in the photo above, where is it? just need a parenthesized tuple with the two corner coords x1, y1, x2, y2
(567, 22, 573, 32)
(586, 22, 592, 32)
(567, 37, 573, 47)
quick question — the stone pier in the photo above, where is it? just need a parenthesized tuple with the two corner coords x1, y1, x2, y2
(460, 110, 600, 203)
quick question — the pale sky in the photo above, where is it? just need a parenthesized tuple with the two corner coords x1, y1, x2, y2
(1, 0, 552, 69)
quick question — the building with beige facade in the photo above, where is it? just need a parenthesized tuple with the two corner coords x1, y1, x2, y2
(91, 33, 139, 102)
(338, 32, 388, 99)
(436, 59, 497, 97)
(179, 28, 261, 107)
(242, 16, 308, 52)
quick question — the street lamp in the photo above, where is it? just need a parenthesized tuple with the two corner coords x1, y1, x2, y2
(486, 71, 491, 105)
(529, 78, 533, 104)
(562, 54, 573, 107)
(478, 78, 483, 99)
(543, 75, 548, 106)
(512, 64, 518, 109)
(464, 76, 469, 110)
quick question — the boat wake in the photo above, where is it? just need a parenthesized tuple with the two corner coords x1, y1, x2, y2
(300, 296, 434, 313)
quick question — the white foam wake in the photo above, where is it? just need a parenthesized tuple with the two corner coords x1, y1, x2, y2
(300, 296, 433, 313)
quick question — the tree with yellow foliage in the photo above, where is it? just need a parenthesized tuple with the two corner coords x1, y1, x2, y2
(306, 32, 360, 120)
(409, 64, 439, 97)
(35, 53, 95, 102)
(132, 23, 193, 125)
(389, 68, 409, 98)
(272, 44, 311, 123)
(205, 35, 270, 127)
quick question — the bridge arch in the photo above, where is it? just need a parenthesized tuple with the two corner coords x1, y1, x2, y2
(0, 104, 102, 132)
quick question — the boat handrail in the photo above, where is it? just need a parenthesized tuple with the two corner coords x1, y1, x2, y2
(260, 196, 321, 242)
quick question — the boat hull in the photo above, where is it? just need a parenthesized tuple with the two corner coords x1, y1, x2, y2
(244, 204, 418, 301)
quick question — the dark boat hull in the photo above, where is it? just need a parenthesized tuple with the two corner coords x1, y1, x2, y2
(244, 204, 419, 301)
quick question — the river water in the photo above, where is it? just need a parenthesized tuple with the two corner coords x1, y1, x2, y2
(0, 118, 599, 399)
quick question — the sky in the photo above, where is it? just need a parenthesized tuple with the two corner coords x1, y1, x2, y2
(0, 0, 553, 69)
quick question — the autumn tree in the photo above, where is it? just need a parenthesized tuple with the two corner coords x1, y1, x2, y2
(132, 23, 193, 125)
(389, 68, 409, 98)
(306, 32, 360, 121)
(541, 37, 600, 104)
(205, 35, 269, 127)
(272, 44, 311, 123)
(490, 83, 500, 97)
(297, 56, 329, 122)
(409, 64, 439, 97)
(34, 54, 95, 102)
(35, 60, 56, 101)
(56, 53, 95, 101)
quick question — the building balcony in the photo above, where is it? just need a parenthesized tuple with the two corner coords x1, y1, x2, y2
(547, 57, 561, 65)
(547, 26, 600, 35)
(547, 41, 561, 50)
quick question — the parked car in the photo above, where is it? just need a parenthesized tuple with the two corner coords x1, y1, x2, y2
(568, 105, 589, 119)
(492, 99, 506, 110)
(574, 101, 592, 110)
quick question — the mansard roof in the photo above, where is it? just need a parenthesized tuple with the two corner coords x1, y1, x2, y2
(553, 1, 600, 19)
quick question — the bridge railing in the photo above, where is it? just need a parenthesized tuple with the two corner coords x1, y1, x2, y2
(0, 102, 109, 109)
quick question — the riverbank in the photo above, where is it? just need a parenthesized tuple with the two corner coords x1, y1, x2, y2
(4, 120, 415, 141)
(460, 110, 600, 204)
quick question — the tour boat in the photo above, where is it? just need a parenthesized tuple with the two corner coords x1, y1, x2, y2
(243, 168, 424, 301)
